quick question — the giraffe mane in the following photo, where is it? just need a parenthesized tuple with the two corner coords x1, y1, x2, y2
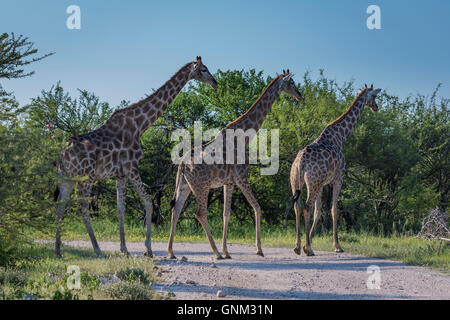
(326, 87, 369, 127)
(101, 61, 195, 128)
(225, 74, 284, 127)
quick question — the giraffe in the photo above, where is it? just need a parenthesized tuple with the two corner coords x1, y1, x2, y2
(55, 57, 218, 257)
(168, 70, 303, 259)
(289, 84, 381, 256)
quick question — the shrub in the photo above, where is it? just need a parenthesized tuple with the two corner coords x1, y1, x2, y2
(0, 268, 27, 287)
(106, 281, 154, 300)
(115, 268, 150, 285)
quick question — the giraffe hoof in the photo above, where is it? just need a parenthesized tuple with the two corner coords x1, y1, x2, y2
(256, 251, 264, 257)
(121, 250, 130, 257)
(335, 248, 344, 253)
(293, 248, 301, 255)
(224, 254, 232, 259)
(216, 255, 224, 260)
(168, 255, 177, 260)
(144, 252, 154, 258)
(303, 246, 315, 256)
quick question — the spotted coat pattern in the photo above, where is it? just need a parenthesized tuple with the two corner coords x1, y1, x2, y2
(168, 72, 303, 259)
(55, 58, 218, 257)
(289, 86, 381, 256)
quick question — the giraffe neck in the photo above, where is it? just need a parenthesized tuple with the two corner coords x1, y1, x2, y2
(321, 93, 366, 147)
(102, 62, 194, 139)
(225, 77, 282, 133)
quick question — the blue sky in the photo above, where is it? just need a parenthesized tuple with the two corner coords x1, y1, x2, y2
(1, 0, 449, 107)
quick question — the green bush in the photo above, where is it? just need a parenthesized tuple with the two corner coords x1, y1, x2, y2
(115, 268, 150, 285)
(106, 281, 154, 300)
(0, 268, 27, 287)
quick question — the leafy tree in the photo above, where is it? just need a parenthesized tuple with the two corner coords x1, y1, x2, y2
(344, 96, 419, 235)
(0, 33, 53, 265)
(408, 87, 449, 211)
(0, 32, 53, 80)
(27, 82, 117, 136)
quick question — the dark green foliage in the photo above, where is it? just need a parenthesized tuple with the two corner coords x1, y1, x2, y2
(52, 288, 79, 300)
(27, 82, 117, 136)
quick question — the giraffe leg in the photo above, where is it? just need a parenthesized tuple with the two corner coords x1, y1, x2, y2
(332, 176, 344, 253)
(290, 167, 303, 256)
(193, 189, 223, 260)
(237, 180, 264, 257)
(78, 182, 103, 257)
(167, 180, 191, 259)
(116, 177, 129, 256)
(55, 181, 75, 257)
(129, 171, 154, 258)
(303, 181, 317, 256)
(222, 184, 234, 259)
(293, 195, 302, 255)
(309, 187, 323, 244)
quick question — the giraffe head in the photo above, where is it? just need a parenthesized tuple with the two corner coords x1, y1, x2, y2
(358, 84, 381, 112)
(189, 56, 218, 89)
(279, 69, 302, 102)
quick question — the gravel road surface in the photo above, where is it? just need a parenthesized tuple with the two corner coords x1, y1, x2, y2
(46, 240, 450, 300)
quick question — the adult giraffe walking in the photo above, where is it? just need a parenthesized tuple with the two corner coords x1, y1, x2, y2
(290, 85, 381, 256)
(168, 70, 303, 260)
(55, 57, 217, 257)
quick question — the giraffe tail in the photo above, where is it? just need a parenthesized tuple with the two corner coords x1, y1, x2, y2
(285, 190, 301, 216)
(292, 189, 301, 203)
(170, 163, 185, 210)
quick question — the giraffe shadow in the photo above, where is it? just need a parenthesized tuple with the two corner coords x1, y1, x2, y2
(154, 257, 406, 272)
(152, 282, 412, 300)
(217, 259, 405, 272)
(129, 250, 215, 257)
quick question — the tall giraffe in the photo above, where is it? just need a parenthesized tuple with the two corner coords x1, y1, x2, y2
(168, 71, 303, 259)
(55, 57, 217, 257)
(289, 85, 381, 256)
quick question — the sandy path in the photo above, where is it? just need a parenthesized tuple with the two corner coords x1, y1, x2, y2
(45, 240, 450, 300)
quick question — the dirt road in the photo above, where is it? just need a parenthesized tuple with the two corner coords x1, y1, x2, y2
(52, 240, 450, 300)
